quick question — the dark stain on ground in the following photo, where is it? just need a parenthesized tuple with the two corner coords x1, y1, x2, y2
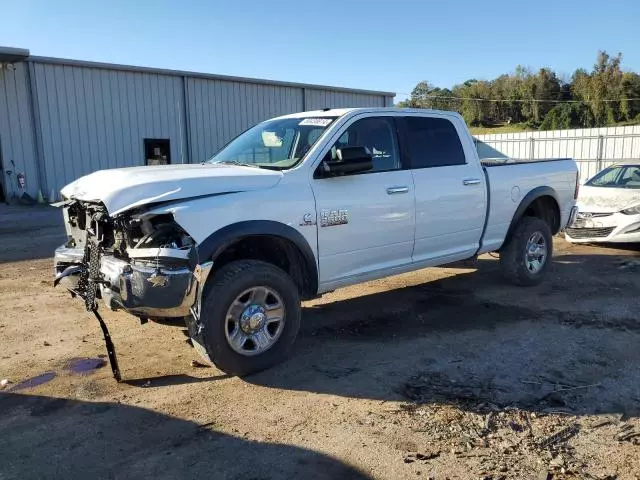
(65, 357, 107, 374)
(8, 372, 56, 391)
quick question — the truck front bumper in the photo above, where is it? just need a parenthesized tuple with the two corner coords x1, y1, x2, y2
(54, 245, 202, 318)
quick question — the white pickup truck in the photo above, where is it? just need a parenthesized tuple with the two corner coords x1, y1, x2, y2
(54, 108, 579, 378)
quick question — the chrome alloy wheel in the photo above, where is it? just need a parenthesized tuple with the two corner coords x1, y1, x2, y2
(525, 231, 547, 274)
(224, 286, 286, 356)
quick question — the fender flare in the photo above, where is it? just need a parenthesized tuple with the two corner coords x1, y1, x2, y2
(505, 186, 561, 240)
(196, 220, 318, 295)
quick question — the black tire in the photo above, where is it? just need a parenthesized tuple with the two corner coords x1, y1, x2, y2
(499, 217, 553, 286)
(200, 260, 301, 376)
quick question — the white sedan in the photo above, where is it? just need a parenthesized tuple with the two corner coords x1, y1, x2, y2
(566, 162, 640, 243)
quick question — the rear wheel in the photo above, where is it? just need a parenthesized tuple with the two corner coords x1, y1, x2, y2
(199, 260, 301, 376)
(499, 217, 552, 286)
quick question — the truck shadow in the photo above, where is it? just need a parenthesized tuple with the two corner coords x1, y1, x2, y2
(245, 252, 640, 419)
(0, 392, 371, 480)
(123, 373, 232, 387)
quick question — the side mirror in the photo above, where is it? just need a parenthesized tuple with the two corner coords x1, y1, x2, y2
(321, 147, 373, 176)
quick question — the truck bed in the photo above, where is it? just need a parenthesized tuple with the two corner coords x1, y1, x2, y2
(479, 157, 578, 253)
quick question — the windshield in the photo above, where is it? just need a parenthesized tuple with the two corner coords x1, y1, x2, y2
(586, 165, 640, 189)
(207, 116, 337, 169)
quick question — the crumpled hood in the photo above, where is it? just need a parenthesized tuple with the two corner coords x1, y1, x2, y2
(577, 185, 640, 213)
(60, 163, 283, 215)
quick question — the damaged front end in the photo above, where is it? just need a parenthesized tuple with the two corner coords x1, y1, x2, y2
(55, 201, 212, 317)
(54, 200, 213, 380)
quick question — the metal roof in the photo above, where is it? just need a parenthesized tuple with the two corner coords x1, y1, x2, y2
(26, 54, 395, 98)
(0, 46, 30, 63)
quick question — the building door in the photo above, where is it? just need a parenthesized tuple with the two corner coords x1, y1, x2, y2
(144, 139, 171, 166)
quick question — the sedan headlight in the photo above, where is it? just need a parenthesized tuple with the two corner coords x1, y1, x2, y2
(620, 205, 640, 215)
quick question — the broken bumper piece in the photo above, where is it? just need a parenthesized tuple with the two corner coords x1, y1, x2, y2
(54, 246, 197, 318)
(53, 246, 84, 290)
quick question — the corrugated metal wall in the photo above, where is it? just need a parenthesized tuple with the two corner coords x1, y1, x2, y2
(0, 63, 39, 198)
(0, 58, 393, 199)
(304, 89, 387, 110)
(476, 125, 640, 182)
(186, 78, 304, 162)
(31, 63, 184, 193)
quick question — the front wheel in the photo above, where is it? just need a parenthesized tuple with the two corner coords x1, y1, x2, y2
(199, 260, 301, 376)
(499, 217, 552, 286)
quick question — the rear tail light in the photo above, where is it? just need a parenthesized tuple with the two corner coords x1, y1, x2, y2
(574, 171, 580, 199)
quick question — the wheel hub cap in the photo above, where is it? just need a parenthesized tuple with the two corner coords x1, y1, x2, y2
(241, 305, 266, 333)
(224, 286, 286, 357)
(525, 231, 547, 274)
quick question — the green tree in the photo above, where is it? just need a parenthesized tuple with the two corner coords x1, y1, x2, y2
(539, 103, 594, 130)
(397, 50, 640, 130)
(571, 51, 625, 126)
(450, 80, 494, 126)
(621, 72, 640, 120)
(491, 73, 525, 124)
(519, 68, 561, 125)
(397, 81, 455, 110)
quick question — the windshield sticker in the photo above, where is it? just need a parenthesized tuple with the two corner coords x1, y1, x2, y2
(299, 118, 333, 127)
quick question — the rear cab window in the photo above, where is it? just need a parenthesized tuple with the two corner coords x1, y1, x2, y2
(399, 116, 466, 169)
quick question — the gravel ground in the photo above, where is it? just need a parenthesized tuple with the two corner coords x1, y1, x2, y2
(1, 205, 639, 479)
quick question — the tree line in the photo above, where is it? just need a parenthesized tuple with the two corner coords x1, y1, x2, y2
(397, 51, 640, 130)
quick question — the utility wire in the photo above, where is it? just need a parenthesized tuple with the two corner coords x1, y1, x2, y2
(395, 94, 640, 103)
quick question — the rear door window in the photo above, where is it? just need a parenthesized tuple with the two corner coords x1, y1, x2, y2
(400, 117, 466, 168)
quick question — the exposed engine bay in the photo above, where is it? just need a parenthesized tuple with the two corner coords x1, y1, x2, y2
(55, 200, 199, 317)
(54, 200, 213, 381)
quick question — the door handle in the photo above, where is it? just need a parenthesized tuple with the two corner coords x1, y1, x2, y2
(386, 186, 409, 195)
(463, 178, 481, 186)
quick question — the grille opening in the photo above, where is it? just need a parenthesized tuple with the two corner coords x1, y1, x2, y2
(577, 212, 613, 218)
(566, 226, 615, 239)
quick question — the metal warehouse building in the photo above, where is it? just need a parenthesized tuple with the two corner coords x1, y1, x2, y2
(0, 46, 394, 202)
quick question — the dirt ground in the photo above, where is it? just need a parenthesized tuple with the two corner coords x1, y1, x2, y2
(1, 205, 640, 480)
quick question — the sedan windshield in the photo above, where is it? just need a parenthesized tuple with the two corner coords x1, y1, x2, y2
(207, 116, 337, 170)
(586, 165, 640, 189)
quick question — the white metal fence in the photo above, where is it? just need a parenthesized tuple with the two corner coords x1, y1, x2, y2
(475, 125, 640, 182)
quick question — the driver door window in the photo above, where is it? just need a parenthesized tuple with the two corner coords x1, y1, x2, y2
(324, 117, 402, 173)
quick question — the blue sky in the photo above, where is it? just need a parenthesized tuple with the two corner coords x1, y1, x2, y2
(1, 0, 639, 101)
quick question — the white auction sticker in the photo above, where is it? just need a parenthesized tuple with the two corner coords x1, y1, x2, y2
(299, 118, 333, 127)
